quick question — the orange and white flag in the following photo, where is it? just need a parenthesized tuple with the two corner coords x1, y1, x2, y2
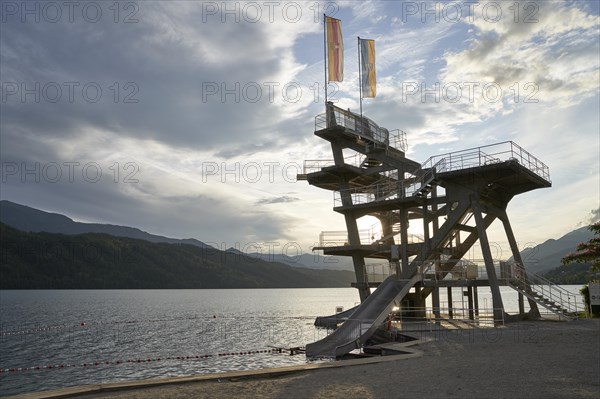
(326, 17, 343, 82)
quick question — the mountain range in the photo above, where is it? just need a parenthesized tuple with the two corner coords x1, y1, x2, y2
(0, 200, 354, 271)
(0, 200, 359, 289)
(0, 222, 356, 289)
(0, 199, 212, 247)
(514, 226, 594, 274)
(0, 200, 595, 287)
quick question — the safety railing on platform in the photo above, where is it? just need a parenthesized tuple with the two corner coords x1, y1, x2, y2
(314, 104, 409, 153)
(364, 262, 396, 283)
(420, 260, 485, 281)
(332, 158, 446, 207)
(302, 153, 366, 175)
(333, 181, 398, 207)
(332, 181, 423, 207)
(302, 159, 335, 174)
(332, 141, 549, 209)
(421, 141, 551, 183)
(389, 129, 408, 152)
(315, 106, 390, 144)
(318, 230, 373, 247)
(318, 230, 424, 248)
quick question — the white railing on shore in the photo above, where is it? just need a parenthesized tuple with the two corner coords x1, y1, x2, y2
(395, 307, 504, 329)
(313, 307, 505, 346)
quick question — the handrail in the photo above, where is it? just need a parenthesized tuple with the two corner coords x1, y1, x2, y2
(315, 103, 393, 147)
(318, 230, 424, 247)
(421, 141, 551, 183)
(396, 306, 505, 328)
(333, 173, 436, 207)
(316, 307, 505, 345)
(508, 263, 584, 315)
(364, 262, 397, 283)
(303, 153, 365, 175)
(333, 141, 549, 208)
(389, 129, 408, 152)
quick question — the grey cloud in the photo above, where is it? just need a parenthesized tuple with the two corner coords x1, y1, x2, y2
(0, 3, 302, 152)
(214, 142, 281, 159)
(255, 196, 300, 205)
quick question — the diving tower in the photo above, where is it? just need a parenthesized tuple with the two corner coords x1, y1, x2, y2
(299, 102, 582, 358)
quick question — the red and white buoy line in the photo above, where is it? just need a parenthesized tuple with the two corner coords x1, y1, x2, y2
(1, 315, 315, 338)
(0, 348, 286, 374)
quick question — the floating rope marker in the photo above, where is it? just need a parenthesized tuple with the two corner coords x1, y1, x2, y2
(0, 348, 288, 374)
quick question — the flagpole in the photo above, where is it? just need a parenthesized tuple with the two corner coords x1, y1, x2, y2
(323, 13, 328, 105)
(358, 36, 363, 134)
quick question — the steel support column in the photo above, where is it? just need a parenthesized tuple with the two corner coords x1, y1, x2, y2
(471, 197, 505, 324)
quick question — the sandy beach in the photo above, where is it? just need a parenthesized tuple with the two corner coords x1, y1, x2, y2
(11, 318, 599, 399)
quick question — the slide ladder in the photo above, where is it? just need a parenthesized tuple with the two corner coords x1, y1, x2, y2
(306, 273, 420, 358)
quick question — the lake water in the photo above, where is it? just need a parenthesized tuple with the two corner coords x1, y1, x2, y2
(0, 286, 584, 396)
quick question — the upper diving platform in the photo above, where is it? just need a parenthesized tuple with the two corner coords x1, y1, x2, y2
(332, 141, 551, 213)
(297, 102, 420, 188)
(315, 102, 407, 152)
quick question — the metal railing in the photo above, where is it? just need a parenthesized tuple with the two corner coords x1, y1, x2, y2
(508, 263, 584, 315)
(302, 159, 336, 175)
(315, 104, 408, 152)
(365, 262, 397, 283)
(421, 141, 551, 183)
(315, 307, 505, 346)
(333, 179, 430, 207)
(315, 106, 390, 144)
(318, 230, 424, 248)
(333, 141, 549, 208)
(420, 261, 484, 281)
(302, 153, 366, 175)
(318, 230, 371, 247)
(395, 307, 504, 329)
(389, 129, 408, 152)
(333, 158, 445, 207)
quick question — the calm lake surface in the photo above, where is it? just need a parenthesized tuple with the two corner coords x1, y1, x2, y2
(0, 287, 584, 396)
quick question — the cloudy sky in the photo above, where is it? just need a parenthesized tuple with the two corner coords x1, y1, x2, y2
(1, 0, 598, 260)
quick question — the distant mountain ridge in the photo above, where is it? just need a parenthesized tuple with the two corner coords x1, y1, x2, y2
(514, 225, 594, 274)
(0, 200, 354, 271)
(0, 223, 355, 289)
(0, 200, 209, 249)
(3, 200, 590, 278)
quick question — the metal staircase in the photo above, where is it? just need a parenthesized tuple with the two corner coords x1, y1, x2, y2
(334, 156, 447, 206)
(508, 265, 585, 318)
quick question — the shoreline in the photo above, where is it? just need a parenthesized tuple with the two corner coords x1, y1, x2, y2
(6, 318, 599, 399)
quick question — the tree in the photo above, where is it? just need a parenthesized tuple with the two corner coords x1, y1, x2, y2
(561, 222, 600, 272)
